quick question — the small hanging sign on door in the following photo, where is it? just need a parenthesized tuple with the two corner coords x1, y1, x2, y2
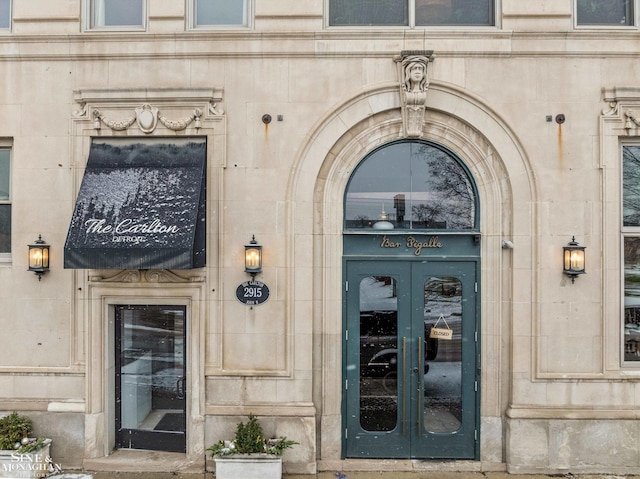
(429, 314, 453, 340)
(236, 280, 270, 306)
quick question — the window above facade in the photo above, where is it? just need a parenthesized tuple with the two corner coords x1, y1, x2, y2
(192, 0, 249, 28)
(344, 141, 477, 231)
(88, 0, 145, 30)
(622, 145, 640, 361)
(0, 146, 11, 258)
(0, 0, 10, 30)
(576, 0, 634, 26)
(328, 0, 495, 27)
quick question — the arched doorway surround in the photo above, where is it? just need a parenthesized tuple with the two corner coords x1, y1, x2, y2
(342, 139, 480, 459)
(285, 81, 537, 466)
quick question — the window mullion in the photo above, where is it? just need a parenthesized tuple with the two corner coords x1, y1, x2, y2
(409, 0, 415, 28)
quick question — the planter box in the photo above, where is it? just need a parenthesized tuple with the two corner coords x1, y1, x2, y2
(0, 440, 52, 479)
(214, 454, 282, 479)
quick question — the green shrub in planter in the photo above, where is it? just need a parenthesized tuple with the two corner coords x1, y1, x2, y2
(207, 414, 297, 457)
(0, 413, 32, 450)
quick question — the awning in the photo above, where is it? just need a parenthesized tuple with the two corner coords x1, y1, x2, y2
(64, 138, 206, 270)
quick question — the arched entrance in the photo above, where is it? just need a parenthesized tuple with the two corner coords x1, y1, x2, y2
(342, 140, 480, 459)
(286, 80, 535, 467)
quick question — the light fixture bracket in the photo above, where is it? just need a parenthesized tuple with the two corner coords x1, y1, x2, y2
(244, 235, 262, 278)
(28, 235, 50, 281)
(562, 236, 586, 284)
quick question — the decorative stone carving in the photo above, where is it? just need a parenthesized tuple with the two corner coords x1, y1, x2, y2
(625, 109, 640, 133)
(158, 109, 197, 131)
(93, 109, 136, 131)
(209, 101, 224, 115)
(92, 104, 206, 133)
(601, 89, 640, 134)
(73, 102, 89, 118)
(601, 101, 619, 117)
(135, 104, 159, 133)
(395, 50, 434, 137)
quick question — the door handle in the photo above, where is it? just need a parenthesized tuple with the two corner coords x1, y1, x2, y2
(176, 376, 186, 399)
(417, 337, 423, 434)
(402, 337, 407, 435)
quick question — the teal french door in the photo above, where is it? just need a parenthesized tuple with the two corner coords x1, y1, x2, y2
(344, 260, 479, 459)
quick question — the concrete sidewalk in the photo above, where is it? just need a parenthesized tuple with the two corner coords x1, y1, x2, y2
(75, 472, 640, 479)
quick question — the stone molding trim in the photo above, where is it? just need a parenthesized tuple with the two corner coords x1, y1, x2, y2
(602, 86, 640, 136)
(599, 86, 640, 378)
(91, 103, 204, 133)
(88, 269, 205, 283)
(73, 86, 224, 133)
(394, 50, 434, 138)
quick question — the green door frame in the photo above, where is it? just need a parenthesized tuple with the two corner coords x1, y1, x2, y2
(342, 233, 480, 460)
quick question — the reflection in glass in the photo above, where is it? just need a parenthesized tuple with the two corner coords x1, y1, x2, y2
(119, 306, 186, 432)
(196, 0, 247, 26)
(624, 238, 640, 361)
(423, 277, 462, 433)
(345, 142, 476, 230)
(0, 205, 10, 254)
(415, 0, 494, 26)
(576, 0, 632, 26)
(0, 149, 10, 254)
(0, 0, 8, 29)
(92, 0, 143, 28)
(0, 149, 9, 201)
(329, 0, 408, 26)
(359, 276, 398, 432)
(624, 146, 640, 226)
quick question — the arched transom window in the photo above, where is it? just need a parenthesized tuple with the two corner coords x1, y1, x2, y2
(344, 141, 478, 231)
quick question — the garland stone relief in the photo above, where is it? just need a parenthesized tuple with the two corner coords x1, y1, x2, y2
(92, 102, 205, 133)
(395, 50, 434, 137)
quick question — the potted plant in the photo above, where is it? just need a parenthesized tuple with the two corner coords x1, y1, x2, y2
(207, 414, 297, 479)
(0, 412, 53, 479)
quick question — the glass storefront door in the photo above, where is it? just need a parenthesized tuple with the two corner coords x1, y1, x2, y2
(344, 260, 479, 459)
(115, 305, 186, 453)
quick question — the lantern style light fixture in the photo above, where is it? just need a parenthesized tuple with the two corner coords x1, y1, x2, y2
(28, 235, 50, 281)
(563, 236, 586, 283)
(244, 235, 262, 278)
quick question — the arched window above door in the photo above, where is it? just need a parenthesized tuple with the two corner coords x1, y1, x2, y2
(344, 140, 478, 231)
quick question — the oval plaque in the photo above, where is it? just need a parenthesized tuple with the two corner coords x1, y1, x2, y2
(236, 280, 270, 306)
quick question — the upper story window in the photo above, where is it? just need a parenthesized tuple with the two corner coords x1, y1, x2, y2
(192, 0, 249, 28)
(344, 141, 477, 231)
(0, 146, 11, 258)
(576, 0, 633, 26)
(89, 0, 145, 30)
(0, 0, 10, 30)
(328, 0, 495, 27)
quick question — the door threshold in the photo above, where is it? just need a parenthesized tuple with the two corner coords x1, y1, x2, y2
(84, 449, 202, 473)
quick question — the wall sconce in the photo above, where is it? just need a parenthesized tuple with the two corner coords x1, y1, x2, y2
(244, 235, 262, 278)
(28, 235, 50, 281)
(563, 236, 586, 283)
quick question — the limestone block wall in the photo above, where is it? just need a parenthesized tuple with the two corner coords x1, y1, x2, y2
(0, 0, 639, 474)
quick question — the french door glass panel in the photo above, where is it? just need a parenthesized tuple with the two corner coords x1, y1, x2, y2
(359, 276, 398, 432)
(423, 276, 462, 433)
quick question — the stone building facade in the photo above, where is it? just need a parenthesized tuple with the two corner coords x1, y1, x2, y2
(1, 0, 640, 475)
